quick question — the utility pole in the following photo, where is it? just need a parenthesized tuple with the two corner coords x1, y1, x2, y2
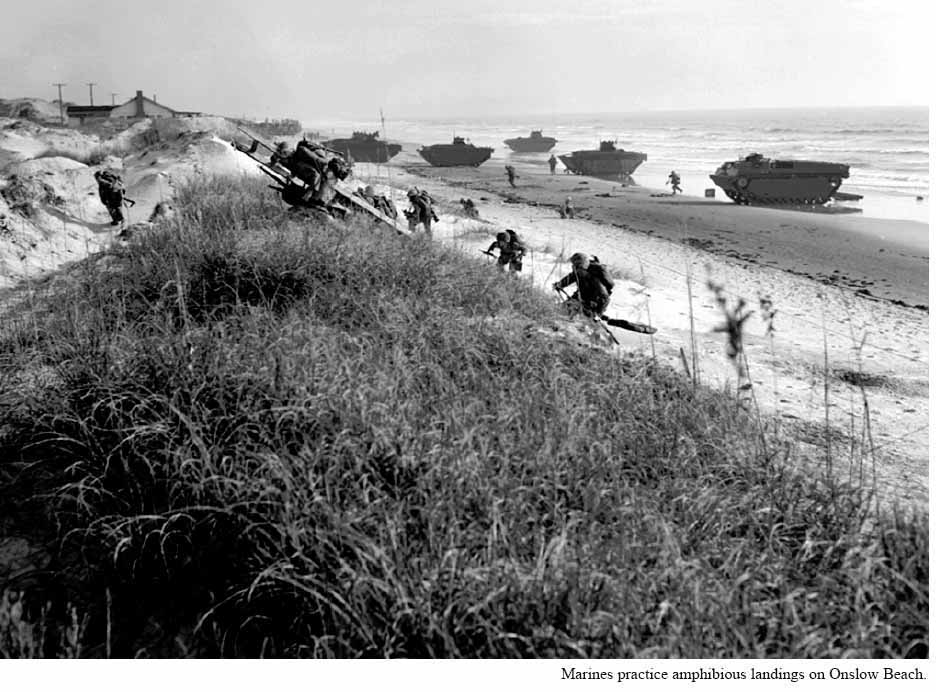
(111, 93, 118, 105)
(52, 83, 66, 124)
(87, 82, 96, 106)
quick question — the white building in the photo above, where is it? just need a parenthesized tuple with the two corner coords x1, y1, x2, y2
(67, 90, 199, 125)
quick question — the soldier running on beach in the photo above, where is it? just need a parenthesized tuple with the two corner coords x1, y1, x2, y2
(553, 252, 614, 319)
(548, 154, 558, 175)
(505, 165, 517, 188)
(667, 170, 682, 195)
(486, 229, 526, 273)
(94, 170, 126, 226)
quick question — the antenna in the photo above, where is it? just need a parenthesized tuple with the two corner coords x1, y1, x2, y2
(52, 83, 67, 124)
(87, 82, 96, 106)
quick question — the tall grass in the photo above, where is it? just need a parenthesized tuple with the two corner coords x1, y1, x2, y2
(0, 176, 927, 658)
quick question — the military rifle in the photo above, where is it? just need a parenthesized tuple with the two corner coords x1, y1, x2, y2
(235, 127, 346, 158)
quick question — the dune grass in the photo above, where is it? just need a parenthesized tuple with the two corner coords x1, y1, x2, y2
(0, 176, 927, 658)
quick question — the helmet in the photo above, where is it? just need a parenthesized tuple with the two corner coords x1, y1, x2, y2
(569, 252, 590, 266)
(496, 231, 508, 241)
(364, 185, 376, 196)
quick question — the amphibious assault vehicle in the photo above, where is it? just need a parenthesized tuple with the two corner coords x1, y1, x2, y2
(323, 131, 402, 163)
(559, 141, 647, 182)
(504, 130, 558, 153)
(418, 137, 493, 167)
(710, 153, 849, 205)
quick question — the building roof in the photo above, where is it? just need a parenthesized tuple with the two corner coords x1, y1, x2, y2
(116, 93, 177, 115)
(66, 105, 115, 115)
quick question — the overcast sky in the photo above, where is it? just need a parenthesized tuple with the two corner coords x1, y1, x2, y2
(2, 0, 930, 120)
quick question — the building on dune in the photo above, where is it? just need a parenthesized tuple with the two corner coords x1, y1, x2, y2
(67, 90, 201, 125)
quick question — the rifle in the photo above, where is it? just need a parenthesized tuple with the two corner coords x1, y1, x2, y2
(124, 198, 137, 207)
(235, 127, 347, 158)
(481, 250, 496, 258)
(600, 315, 657, 334)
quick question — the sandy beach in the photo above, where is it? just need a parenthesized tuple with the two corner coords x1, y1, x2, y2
(355, 150, 929, 506)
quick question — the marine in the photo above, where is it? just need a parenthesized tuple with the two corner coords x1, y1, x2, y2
(505, 164, 517, 188)
(271, 139, 351, 206)
(486, 229, 526, 273)
(405, 187, 438, 234)
(559, 196, 575, 219)
(548, 154, 558, 175)
(357, 185, 398, 219)
(553, 252, 614, 319)
(667, 170, 682, 194)
(93, 170, 126, 225)
(459, 197, 479, 219)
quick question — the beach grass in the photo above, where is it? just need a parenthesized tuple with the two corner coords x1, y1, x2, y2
(0, 175, 927, 658)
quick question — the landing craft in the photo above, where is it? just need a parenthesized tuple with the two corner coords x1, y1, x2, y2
(323, 131, 402, 163)
(503, 130, 558, 153)
(418, 137, 493, 167)
(710, 153, 850, 206)
(559, 141, 647, 182)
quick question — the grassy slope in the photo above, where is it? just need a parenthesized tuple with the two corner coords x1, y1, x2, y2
(0, 177, 927, 658)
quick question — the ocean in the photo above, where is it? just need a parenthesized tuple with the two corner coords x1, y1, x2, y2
(304, 106, 929, 224)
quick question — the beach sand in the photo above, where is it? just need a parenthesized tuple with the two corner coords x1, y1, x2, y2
(355, 151, 929, 506)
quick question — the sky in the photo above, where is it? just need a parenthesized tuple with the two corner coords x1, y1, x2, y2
(1, 0, 931, 121)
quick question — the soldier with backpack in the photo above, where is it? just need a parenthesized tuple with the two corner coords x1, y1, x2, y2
(486, 229, 526, 273)
(271, 139, 351, 206)
(406, 187, 438, 235)
(93, 170, 126, 225)
(667, 170, 682, 195)
(553, 252, 614, 319)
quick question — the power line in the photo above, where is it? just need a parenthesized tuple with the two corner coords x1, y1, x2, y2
(52, 83, 66, 124)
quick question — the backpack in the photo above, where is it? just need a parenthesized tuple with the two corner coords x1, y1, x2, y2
(588, 262, 614, 294)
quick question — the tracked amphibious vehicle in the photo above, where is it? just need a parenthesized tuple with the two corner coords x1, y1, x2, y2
(710, 153, 849, 205)
(418, 136, 493, 167)
(504, 130, 558, 153)
(323, 131, 402, 163)
(559, 141, 647, 182)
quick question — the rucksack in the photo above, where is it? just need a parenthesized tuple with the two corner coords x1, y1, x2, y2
(588, 262, 614, 294)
